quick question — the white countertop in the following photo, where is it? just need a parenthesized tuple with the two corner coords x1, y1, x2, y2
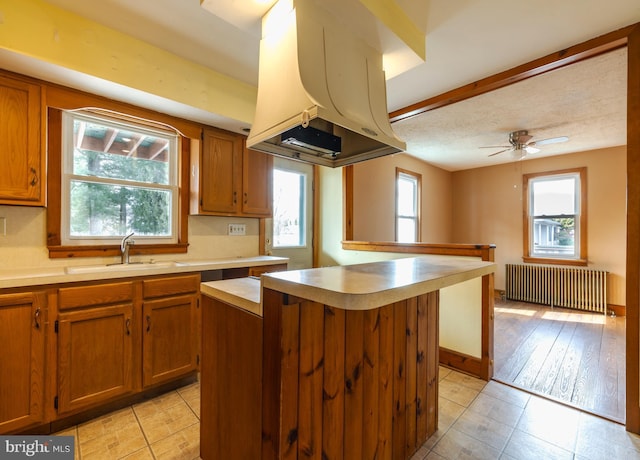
(201, 256, 496, 314)
(0, 256, 288, 289)
(201, 277, 262, 316)
(262, 256, 496, 310)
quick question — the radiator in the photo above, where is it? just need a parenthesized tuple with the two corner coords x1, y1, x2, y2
(505, 264, 608, 314)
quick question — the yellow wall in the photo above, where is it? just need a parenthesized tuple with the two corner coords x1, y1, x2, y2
(452, 146, 627, 306)
(352, 153, 453, 242)
(343, 146, 627, 306)
(0, 0, 256, 124)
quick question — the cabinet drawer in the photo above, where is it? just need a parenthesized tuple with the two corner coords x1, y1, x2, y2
(58, 282, 135, 310)
(143, 274, 200, 299)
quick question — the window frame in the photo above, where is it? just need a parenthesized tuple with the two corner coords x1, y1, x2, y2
(395, 168, 421, 243)
(60, 110, 180, 246)
(47, 108, 190, 258)
(522, 167, 587, 266)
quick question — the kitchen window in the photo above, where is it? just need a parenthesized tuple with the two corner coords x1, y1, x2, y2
(60, 111, 179, 245)
(396, 168, 421, 243)
(272, 168, 306, 248)
(523, 168, 587, 265)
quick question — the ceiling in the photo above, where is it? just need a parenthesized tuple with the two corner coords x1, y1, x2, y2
(31, 0, 640, 171)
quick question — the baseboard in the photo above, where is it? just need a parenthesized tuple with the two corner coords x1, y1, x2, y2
(608, 303, 626, 317)
(440, 347, 487, 380)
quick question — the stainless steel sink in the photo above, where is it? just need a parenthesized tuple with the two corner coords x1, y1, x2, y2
(65, 261, 182, 274)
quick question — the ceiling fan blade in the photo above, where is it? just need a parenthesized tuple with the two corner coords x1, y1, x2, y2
(488, 148, 511, 157)
(480, 145, 511, 149)
(531, 136, 569, 146)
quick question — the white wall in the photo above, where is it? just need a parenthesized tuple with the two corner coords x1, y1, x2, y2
(0, 204, 261, 270)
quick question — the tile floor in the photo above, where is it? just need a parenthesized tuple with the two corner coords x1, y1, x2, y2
(55, 367, 640, 459)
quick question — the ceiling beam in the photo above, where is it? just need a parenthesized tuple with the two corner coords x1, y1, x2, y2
(390, 23, 636, 123)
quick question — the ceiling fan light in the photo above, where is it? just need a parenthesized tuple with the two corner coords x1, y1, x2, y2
(509, 147, 527, 160)
(525, 145, 540, 154)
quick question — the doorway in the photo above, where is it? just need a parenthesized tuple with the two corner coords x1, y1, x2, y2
(493, 299, 626, 423)
(265, 157, 314, 270)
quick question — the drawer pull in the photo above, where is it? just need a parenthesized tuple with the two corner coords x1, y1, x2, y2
(34, 308, 40, 329)
(146, 315, 151, 332)
(30, 167, 38, 186)
(126, 318, 131, 336)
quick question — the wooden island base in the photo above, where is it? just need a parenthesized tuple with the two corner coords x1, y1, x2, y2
(201, 287, 439, 460)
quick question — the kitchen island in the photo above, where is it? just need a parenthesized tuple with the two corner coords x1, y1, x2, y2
(200, 256, 495, 460)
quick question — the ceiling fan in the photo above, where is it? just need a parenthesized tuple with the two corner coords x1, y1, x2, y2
(482, 130, 569, 159)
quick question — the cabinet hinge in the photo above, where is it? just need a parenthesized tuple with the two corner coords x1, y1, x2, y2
(197, 355, 200, 366)
(54, 320, 59, 333)
(54, 396, 58, 410)
(197, 298, 200, 309)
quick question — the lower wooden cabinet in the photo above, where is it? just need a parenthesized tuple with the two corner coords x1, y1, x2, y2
(0, 291, 46, 433)
(56, 304, 135, 415)
(142, 275, 200, 387)
(54, 275, 200, 418)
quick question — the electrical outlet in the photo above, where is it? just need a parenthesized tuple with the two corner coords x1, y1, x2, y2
(228, 223, 246, 236)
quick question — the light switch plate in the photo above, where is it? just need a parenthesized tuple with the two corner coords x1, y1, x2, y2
(228, 223, 246, 236)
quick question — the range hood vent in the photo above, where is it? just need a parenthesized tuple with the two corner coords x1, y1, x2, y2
(246, 0, 406, 168)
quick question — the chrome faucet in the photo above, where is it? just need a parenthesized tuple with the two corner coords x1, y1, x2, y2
(120, 232, 135, 264)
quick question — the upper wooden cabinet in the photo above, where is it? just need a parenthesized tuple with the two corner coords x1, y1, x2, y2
(0, 73, 44, 206)
(242, 146, 273, 216)
(191, 127, 272, 217)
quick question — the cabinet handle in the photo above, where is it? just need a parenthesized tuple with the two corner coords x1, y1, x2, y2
(233, 191, 237, 204)
(146, 315, 151, 332)
(34, 308, 40, 329)
(244, 192, 248, 204)
(126, 318, 131, 336)
(30, 168, 38, 186)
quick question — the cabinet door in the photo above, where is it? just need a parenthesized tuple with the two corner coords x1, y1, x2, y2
(0, 292, 45, 433)
(0, 74, 43, 205)
(57, 304, 135, 415)
(200, 128, 242, 214)
(142, 294, 198, 387)
(242, 147, 273, 216)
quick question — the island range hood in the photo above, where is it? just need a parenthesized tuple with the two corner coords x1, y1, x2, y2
(246, 0, 406, 168)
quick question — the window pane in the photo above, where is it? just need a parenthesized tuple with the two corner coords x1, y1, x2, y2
(63, 111, 178, 244)
(273, 169, 305, 247)
(532, 216, 575, 257)
(73, 119, 170, 185)
(397, 175, 417, 216)
(531, 177, 576, 216)
(397, 217, 416, 243)
(69, 180, 171, 237)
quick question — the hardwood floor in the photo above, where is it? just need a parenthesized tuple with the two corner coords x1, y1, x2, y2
(493, 299, 626, 423)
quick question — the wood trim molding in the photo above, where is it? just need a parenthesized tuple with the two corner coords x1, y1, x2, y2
(342, 241, 496, 261)
(626, 23, 640, 434)
(343, 166, 354, 241)
(389, 24, 634, 123)
(439, 348, 484, 378)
